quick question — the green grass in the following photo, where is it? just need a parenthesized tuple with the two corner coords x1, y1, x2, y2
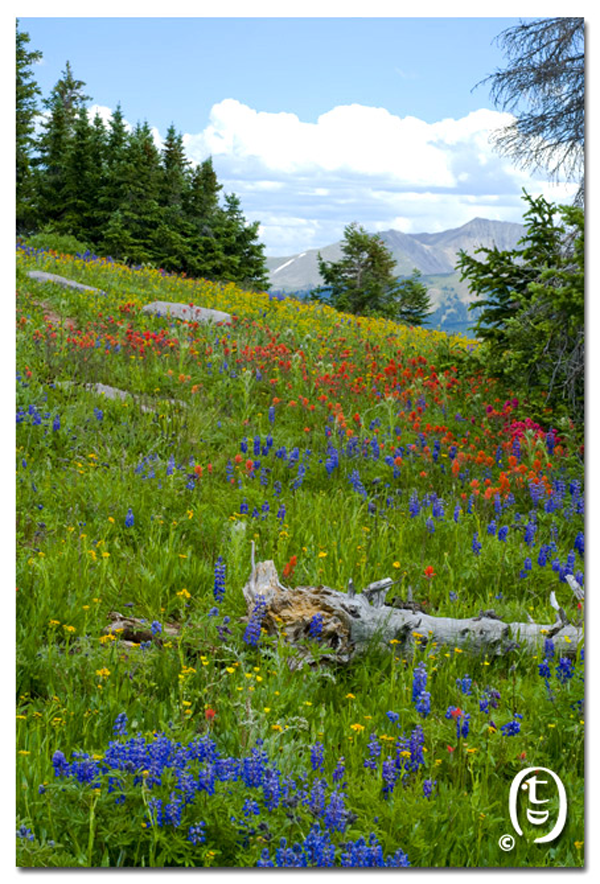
(15, 244, 584, 867)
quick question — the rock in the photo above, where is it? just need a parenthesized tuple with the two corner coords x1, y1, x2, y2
(56, 381, 186, 413)
(141, 300, 232, 324)
(26, 270, 106, 295)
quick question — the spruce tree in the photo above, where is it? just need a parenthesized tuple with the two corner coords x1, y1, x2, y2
(217, 193, 269, 289)
(105, 121, 163, 263)
(395, 270, 433, 326)
(16, 21, 42, 232)
(34, 61, 91, 230)
(313, 223, 401, 319)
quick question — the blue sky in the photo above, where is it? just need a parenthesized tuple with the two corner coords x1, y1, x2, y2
(18, 14, 580, 255)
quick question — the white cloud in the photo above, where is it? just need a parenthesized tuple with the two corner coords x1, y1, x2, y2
(177, 98, 572, 255)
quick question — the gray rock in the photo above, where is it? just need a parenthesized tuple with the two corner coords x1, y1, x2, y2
(26, 270, 106, 295)
(141, 300, 231, 324)
(56, 381, 186, 413)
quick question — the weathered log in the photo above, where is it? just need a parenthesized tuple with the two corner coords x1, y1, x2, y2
(242, 558, 583, 666)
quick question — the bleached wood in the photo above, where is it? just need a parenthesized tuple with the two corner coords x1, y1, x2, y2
(242, 560, 582, 665)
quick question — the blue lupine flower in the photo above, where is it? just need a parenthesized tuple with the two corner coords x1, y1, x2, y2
(456, 674, 472, 695)
(113, 712, 128, 737)
(240, 499, 249, 514)
(332, 757, 345, 783)
(268, 406, 275, 423)
(213, 555, 226, 604)
(453, 504, 461, 523)
(243, 595, 267, 647)
(556, 657, 575, 683)
(524, 521, 537, 547)
(497, 526, 509, 542)
(412, 662, 427, 701)
(409, 492, 420, 518)
(415, 691, 431, 718)
(386, 711, 400, 725)
(364, 733, 381, 770)
(472, 533, 482, 555)
(538, 659, 552, 679)
(349, 470, 367, 500)
(487, 520, 497, 536)
(544, 638, 555, 659)
(426, 517, 435, 534)
(423, 778, 436, 799)
(17, 825, 35, 842)
(125, 508, 134, 528)
(151, 620, 162, 637)
(309, 614, 323, 639)
(52, 415, 60, 431)
(382, 757, 397, 796)
(574, 532, 584, 557)
(501, 714, 523, 737)
(310, 741, 325, 772)
(187, 822, 206, 845)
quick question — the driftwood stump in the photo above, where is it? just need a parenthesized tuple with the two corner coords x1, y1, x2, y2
(242, 558, 583, 667)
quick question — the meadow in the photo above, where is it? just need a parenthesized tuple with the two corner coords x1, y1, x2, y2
(15, 245, 584, 867)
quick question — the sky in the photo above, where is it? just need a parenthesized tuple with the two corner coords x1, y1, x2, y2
(16, 13, 582, 256)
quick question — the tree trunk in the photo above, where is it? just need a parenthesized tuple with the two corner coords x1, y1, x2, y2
(242, 558, 583, 668)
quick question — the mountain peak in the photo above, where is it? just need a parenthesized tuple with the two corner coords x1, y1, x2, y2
(265, 216, 525, 291)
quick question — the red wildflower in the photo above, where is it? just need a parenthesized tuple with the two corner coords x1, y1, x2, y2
(423, 566, 436, 579)
(283, 555, 297, 579)
(205, 708, 216, 721)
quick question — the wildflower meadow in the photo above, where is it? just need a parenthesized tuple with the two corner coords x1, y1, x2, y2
(16, 245, 584, 867)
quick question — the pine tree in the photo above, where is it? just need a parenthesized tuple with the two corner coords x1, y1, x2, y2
(61, 106, 96, 238)
(395, 270, 432, 327)
(102, 121, 163, 263)
(34, 61, 91, 230)
(101, 104, 130, 220)
(217, 193, 269, 289)
(313, 223, 404, 319)
(161, 124, 189, 209)
(16, 21, 42, 232)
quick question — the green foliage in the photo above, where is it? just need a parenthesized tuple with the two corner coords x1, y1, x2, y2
(15, 249, 584, 867)
(25, 228, 92, 256)
(394, 270, 433, 327)
(312, 223, 432, 325)
(16, 21, 43, 232)
(19, 62, 268, 288)
(457, 192, 584, 423)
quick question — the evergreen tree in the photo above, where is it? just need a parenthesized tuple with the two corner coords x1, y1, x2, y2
(395, 270, 433, 327)
(45, 60, 91, 129)
(34, 61, 91, 229)
(313, 223, 410, 320)
(61, 106, 97, 238)
(458, 192, 584, 421)
(16, 21, 42, 232)
(101, 104, 130, 221)
(102, 121, 163, 263)
(161, 124, 189, 209)
(216, 193, 269, 289)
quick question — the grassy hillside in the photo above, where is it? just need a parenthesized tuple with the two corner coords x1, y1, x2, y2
(16, 246, 584, 868)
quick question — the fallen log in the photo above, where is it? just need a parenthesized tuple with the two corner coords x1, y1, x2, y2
(242, 556, 583, 667)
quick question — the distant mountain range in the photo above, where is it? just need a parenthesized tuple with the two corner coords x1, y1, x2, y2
(265, 217, 526, 336)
